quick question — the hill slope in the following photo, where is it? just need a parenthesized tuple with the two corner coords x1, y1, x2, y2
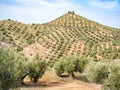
(0, 11, 120, 63)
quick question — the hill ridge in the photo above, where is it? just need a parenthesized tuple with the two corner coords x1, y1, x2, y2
(0, 11, 120, 63)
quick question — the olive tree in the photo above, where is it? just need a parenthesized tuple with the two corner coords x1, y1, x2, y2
(62, 56, 76, 77)
(84, 61, 109, 84)
(0, 48, 26, 90)
(73, 56, 88, 73)
(28, 54, 46, 83)
(14, 54, 29, 85)
(54, 56, 88, 78)
(102, 62, 120, 90)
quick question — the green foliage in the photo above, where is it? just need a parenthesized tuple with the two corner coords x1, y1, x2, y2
(62, 56, 75, 74)
(14, 54, 28, 84)
(0, 48, 26, 90)
(54, 56, 88, 77)
(54, 61, 64, 76)
(84, 61, 109, 84)
(28, 54, 46, 83)
(102, 62, 120, 90)
(84, 60, 120, 89)
(73, 56, 88, 73)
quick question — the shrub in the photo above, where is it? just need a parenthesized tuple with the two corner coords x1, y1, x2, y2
(73, 56, 88, 73)
(54, 61, 64, 76)
(84, 62, 108, 84)
(102, 62, 120, 90)
(54, 56, 88, 77)
(62, 56, 75, 77)
(0, 48, 25, 90)
(28, 54, 46, 83)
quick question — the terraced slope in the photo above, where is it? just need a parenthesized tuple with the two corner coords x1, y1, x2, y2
(0, 11, 120, 63)
(0, 20, 35, 47)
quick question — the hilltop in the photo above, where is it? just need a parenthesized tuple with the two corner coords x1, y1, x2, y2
(0, 11, 120, 63)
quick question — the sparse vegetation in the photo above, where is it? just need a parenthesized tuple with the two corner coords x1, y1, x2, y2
(0, 11, 120, 61)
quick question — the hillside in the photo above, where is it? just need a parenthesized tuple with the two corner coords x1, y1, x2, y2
(0, 11, 120, 63)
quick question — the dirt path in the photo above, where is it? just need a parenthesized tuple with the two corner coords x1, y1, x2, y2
(42, 81, 101, 90)
(20, 80, 101, 90)
(20, 68, 101, 90)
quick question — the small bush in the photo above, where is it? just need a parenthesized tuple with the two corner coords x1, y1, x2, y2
(28, 54, 46, 83)
(84, 62, 108, 84)
(102, 62, 120, 90)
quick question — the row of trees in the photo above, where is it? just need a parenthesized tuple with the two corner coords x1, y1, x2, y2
(54, 56, 120, 90)
(0, 48, 119, 90)
(0, 48, 46, 90)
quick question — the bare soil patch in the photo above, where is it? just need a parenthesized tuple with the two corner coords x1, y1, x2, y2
(20, 68, 101, 90)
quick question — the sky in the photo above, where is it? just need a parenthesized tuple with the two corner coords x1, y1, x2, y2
(0, 0, 120, 28)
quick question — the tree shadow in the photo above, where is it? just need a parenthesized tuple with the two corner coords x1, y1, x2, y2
(74, 75, 89, 82)
(21, 81, 65, 88)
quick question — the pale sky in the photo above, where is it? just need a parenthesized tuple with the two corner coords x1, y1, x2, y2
(0, 0, 120, 28)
